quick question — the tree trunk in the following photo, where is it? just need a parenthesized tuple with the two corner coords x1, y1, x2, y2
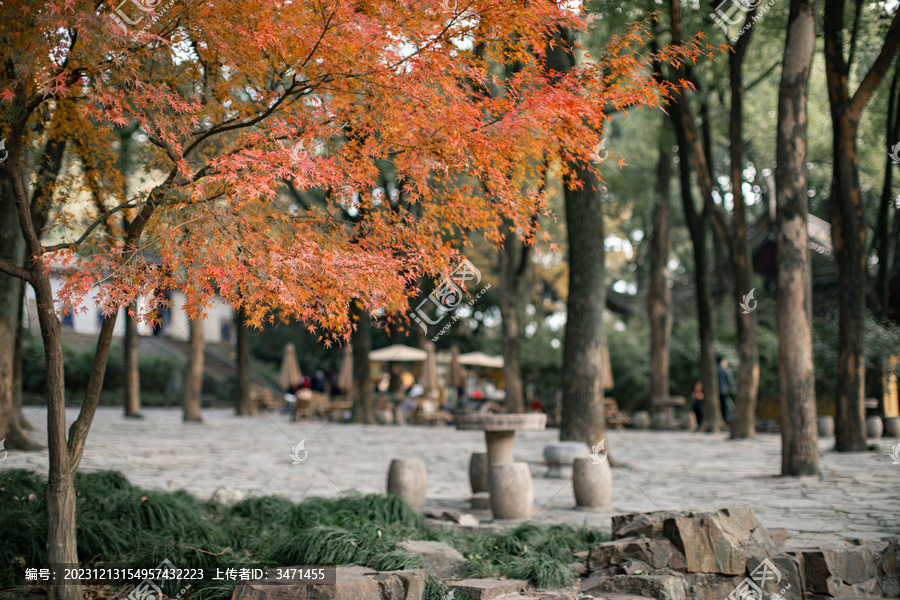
(776, 0, 820, 476)
(350, 300, 375, 424)
(235, 306, 255, 416)
(823, 0, 900, 451)
(647, 123, 673, 408)
(184, 317, 204, 422)
(558, 162, 607, 448)
(728, 14, 760, 439)
(874, 66, 899, 320)
(0, 174, 39, 450)
(498, 217, 526, 414)
(124, 303, 142, 418)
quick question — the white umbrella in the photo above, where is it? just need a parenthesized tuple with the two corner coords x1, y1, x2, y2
(369, 344, 428, 362)
(278, 343, 303, 391)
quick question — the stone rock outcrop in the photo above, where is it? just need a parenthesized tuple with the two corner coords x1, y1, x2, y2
(397, 540, 466, 579)
(231, 566, 427, 600)
(447, 578, 528, 600)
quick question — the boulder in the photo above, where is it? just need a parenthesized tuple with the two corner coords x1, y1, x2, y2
(801, 547, 878, 595)
(581, 574, 686, 600)
(587, 537, 685, 572)
(611, 510, 684, 540)
(396, 540, 465, 579)
(231, 565, 427, 600)
(447, 578, 528, 600)
(680, 573, 744, 600)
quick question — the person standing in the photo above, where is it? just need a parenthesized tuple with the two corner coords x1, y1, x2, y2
(690, 380, 704, 429)
(717, 356, 734, 424)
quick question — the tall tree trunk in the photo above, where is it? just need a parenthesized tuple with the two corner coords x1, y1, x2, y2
(823, 0, 900, 451)
(728, 9, 760, 439)
(776, 0, 820, 476)
(235, 306, 255, 416)
(0, 175, 39, 450)
(558, 161, 607, 448)
(184, 317, 204, 422)
(874, 66, 899, 320)
(667, 0, 723, 433)
(350, 300, 375, 424)
(123, 303, 142, 418)
(498, 217, 526, 414)
(648, 123, 673, 408)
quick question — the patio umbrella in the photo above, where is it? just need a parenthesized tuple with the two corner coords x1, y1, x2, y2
(278, 342, 303, 391)
(457, 351, 504, 369)
(368, 344, 428, 362)
(447, 346, 465, 389)
(421, 342, 438, 399)
(337, 345, 353, 393)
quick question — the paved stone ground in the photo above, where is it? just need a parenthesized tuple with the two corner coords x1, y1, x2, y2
(4, 406, 899, 548)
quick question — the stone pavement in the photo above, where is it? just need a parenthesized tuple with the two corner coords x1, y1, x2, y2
(4, 407, 899, 547)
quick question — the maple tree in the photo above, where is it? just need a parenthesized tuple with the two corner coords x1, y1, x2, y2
(0, 1, 708, 598)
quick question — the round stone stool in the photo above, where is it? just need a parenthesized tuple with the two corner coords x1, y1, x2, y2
(680, 412, 698, 431)
(573, 456, 611, 508)
(883, 417, 900, 438)
(542, 441, 590, 478)
(631, 411, 651, 430)
(489, 463, 533, 519)
(387, 458, 427, 509)
(469, 452, 489, 493)
(817, 416, 834, 437)
(866, 416, 883, 440)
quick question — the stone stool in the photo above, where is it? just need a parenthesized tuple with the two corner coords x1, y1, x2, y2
(489, 463, 533, 519)
(883, 417, 900, 438)
(680, 412, 697, 431)
(387, 458, 427, 509)
(468, 452, 491, 510)
(631, 411, 651, 430)
(542, 441, 590, 478)
(573, 456, 611, 508)
(866, 416, 883, 440)
(817, 416, 834, 437)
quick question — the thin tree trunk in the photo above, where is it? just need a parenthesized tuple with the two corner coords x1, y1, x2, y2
(667, 0, 724, 433)
(729, 9, 760, 439)
(776, 0, 820, 476)
(648, 122, 673, 408)
(874, 66, 899, 320)
(823, 0, 900, 452)
(124, 303, 142, 418)
(350, 300, 375, 424)
(498, 217, 526, 414)
(184, 317, 204, 422)
(235, 305, 255, 416)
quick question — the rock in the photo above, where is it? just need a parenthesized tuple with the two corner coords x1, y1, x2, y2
(876, 537, 900, 597)
(630, 411, 651, 430)
(801, 547, 878, 595)
(212, 487, 244, 506)
(448, 578, 528, 600)
(573, 456, 611, 508)
(587, 537, 685, 572)
(568, 562, 587, 576)
(543, 441, 590, 478)
(611, 510, 683, 540)
(397, 540, 466, 579)
(387, 458, 427, 510)
(423, 510, 479, 528)
(770, 528, 789, 549)
(231, 565, 426, 600)
(680, 573, 744, 600)
(818, 416, 835, 437)
(581, 574, 686, 600)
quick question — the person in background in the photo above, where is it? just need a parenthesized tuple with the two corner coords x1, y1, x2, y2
(691, 380, 704, 429)
(717, 356, 734, 424)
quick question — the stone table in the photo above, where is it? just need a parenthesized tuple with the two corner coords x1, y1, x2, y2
(456, 413, 546, 519)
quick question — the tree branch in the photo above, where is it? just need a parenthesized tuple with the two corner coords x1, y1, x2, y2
(0, 257, 32, 282)
(849, 9, 900, 118)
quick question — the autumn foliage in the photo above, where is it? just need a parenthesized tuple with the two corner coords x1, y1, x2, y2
(1, 0, 712, 337)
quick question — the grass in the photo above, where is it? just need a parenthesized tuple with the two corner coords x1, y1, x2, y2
(0, 469, 607, 599)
